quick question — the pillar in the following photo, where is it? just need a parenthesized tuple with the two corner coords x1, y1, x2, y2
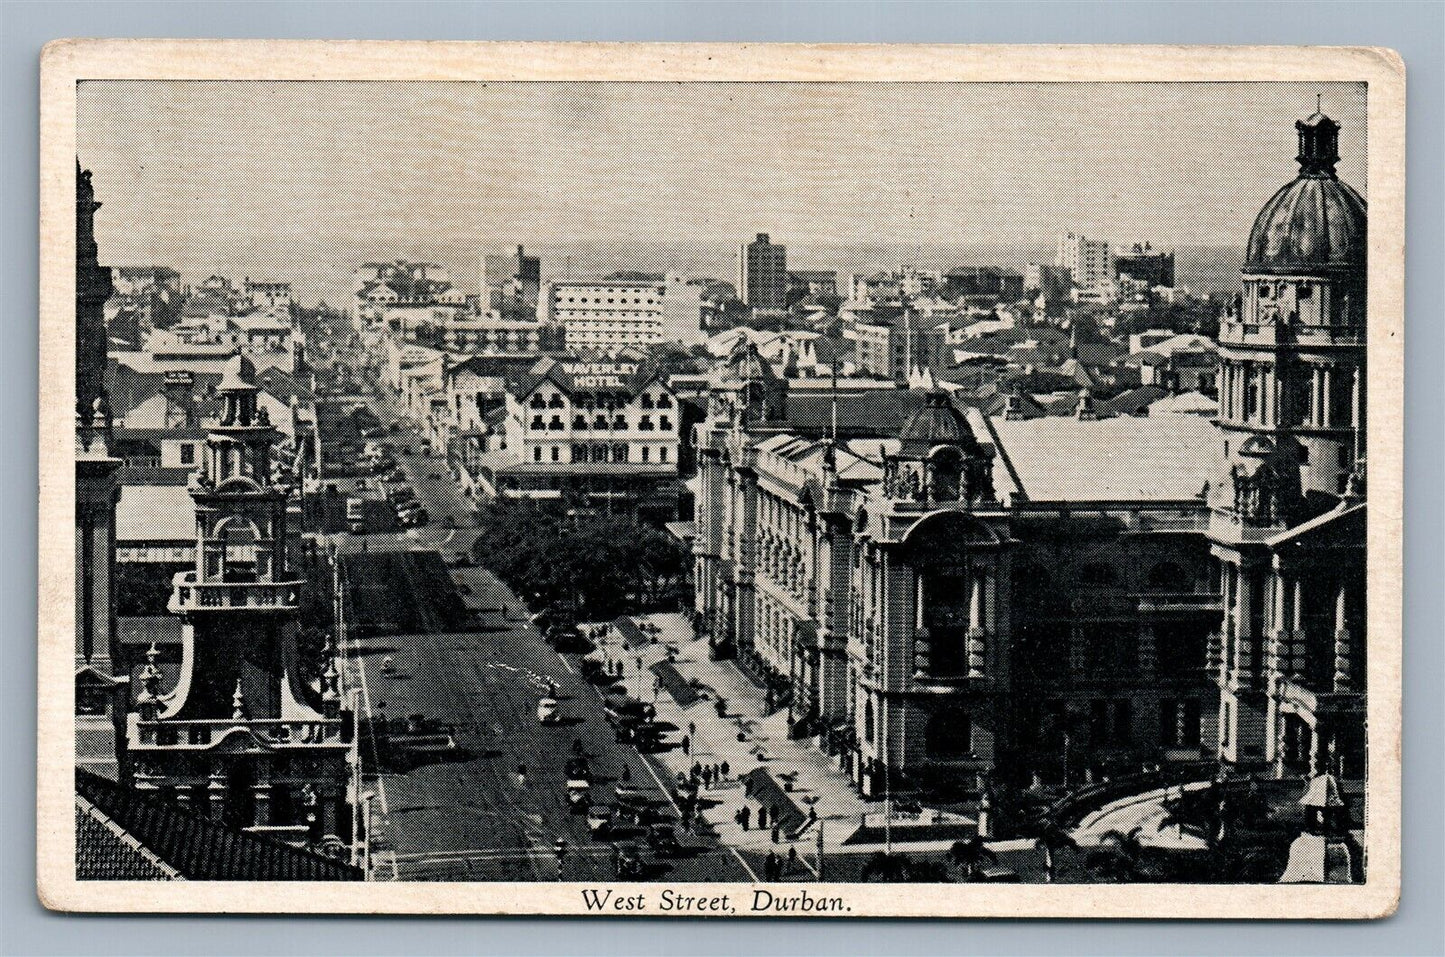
(208, 766, 227, 822)
(1290, 577, 1308, 677)
(967, 571, 986, 678)
(1309, 367, 1322, 427)
(1137, 622, 1157, 676)
(1333, 578, 1353, 692)
(1321, 367, 1333, 428)
(1234, 567, 1254, 677)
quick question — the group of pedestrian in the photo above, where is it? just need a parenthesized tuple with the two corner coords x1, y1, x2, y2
(761, 846, 799, 880)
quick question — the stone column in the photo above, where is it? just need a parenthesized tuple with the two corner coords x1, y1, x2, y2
(1290, 577, 1308, 677)
(252, 764, 273, 827)
(1137, 622, 1157, 676)
(1321, 367, 1333, 428)
(967, 571, 986, 678)
(208, 766, 227, 822)
(1309, 367, 1322, 427)
(1234, 567, 1254, 678)
(1333, 578, 1353, 692)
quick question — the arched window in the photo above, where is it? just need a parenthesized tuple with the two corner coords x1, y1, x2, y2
(591, 445, 607, 463)
(551, 446, 560, 462)
(573, 414, 587, 430)
(530, 415, 544, 431)
(611, 443, 628, 463)
(656, 394, 672, 409)
(530, 393, 546, 409)
(659, 416, 672, 431)
(533, 446, 543, 462)
(548, 394, 565, 409)
(594, 414, 609, 430)
(639, 393, 654, 409)
(613, 415, 627, 430)
(659, 447, 668, 463)
(1147, 561, 1189, 591)
(548, 415, 564, 430)
(639, 415, 654, 431)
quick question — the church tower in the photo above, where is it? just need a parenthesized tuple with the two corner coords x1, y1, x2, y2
(1210, 108, 1368, 781)
(127, 355, 353, 845)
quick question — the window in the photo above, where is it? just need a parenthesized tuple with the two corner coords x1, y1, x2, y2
(179, 443, 195, 465)
(530, 415, 544, 431)
(611, 443, 628, 463)
(659, 447, 668, 463)
(551, 446, 560, 462)
(530, 394, 546, 409)
(591, 445, 607, 463)
(571, 444, 586, 462)
(548, 416, 563, 430)
(659, 416, 672, 431)
(640, 393, 654, 409)
(641, 447, 650, 463)
(533, 446, 543, 462)
(574, 415, 587, 429)
(595, 414, 608, 430)
(656, 394, 672, 409)
(639, 415, 654, 431)
(1112, 700, 1133, 745)
(548, 394, 565, 409)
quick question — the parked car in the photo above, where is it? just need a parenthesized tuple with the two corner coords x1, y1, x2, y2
(587, 804, 614, 837)
(644, 824, 684, 857)
(536, 697, 560, 724)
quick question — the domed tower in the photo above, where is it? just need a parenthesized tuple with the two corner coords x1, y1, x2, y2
(884, 391, 995, 507)
(1216, 107, 1366, 518)
(1210, 108, 1368, 782)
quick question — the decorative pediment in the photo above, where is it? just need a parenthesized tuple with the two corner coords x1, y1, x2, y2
(206, 725, 276, 755)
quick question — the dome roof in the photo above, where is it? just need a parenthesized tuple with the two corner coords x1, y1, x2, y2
(1245, 110, 1366, 273)
(899, 391, 976, 452)
(1245, 174, 1366, 273)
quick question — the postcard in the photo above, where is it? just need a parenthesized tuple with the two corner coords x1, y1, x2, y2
(39, 41, 1403, 917)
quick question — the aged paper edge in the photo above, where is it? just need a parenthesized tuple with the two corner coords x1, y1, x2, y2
(37, 41, 1405, 918)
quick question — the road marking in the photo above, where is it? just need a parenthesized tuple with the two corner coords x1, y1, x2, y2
(558, 655, 575, 675)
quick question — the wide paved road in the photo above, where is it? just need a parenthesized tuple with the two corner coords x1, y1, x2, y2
(352, 568, 752, 882)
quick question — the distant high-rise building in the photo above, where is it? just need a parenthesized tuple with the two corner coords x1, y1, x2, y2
(1113, 243, 1175, 288)
(484, 245, 541, 310)
(1055, 232, 1112, 291)
(739, 233, 787, 310)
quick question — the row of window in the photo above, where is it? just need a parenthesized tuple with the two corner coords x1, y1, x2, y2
(528, 443, 670, 464)
(529, 414, 672, 431)
(530, 392, 672, 409)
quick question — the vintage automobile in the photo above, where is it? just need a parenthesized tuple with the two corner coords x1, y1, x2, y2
(586, 804, 614, 836)
(536, 697, 560, 724)
(611, 842, 644, 880)
(566, 779, 591, 810)
(644, 823, 684, 857)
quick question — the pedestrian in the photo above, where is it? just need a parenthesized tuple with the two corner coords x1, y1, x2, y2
(621, 764, 631, 783)
(720, 759, 730, 779)
(757, 805, 767, 830)
(808, 806, 817, 826)
(740, 805, 751, 831)
(712, 762, 720, 783)
(788, 846, 798, 872)
(691, 761, 703, 780)
(702, 766, 713, 789)
(688, 721, 696, 737)
(765, 851, 779, 880)
(572, 738, 584, 757)
(771, 823, 780, 844)
(516, 763, 527, 787)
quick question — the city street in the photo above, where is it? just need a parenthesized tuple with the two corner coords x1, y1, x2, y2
(348, 568, 752, 882)
(339, 384, 749, 882)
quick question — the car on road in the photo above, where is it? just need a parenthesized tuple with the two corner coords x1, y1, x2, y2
(587, 804, 614, 837)
(565, 756, 591, 781)
(644, 824, 685, 857)
(387, 485, 415, 504)
(536, 697, 560, 724)
(611, 842, 644, 880)
(566, 779, 591, 810)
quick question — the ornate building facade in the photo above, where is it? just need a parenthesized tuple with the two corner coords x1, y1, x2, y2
(689, 346, 1221, 795)
(1208, 109, 1368, 781)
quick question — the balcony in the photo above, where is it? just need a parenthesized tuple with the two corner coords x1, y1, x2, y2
(1220, 320, 1363, 349)
(169, 571, 302, 612)
(1135, 592, 1223, 613)
(130, 716, 350, 750)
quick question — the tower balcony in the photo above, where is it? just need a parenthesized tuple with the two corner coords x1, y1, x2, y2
(128, 715, 351, 750)
(1219, 319, 1363, 349)
(168, 571, 302, 613)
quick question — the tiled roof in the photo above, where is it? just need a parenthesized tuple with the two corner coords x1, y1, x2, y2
(768, 390, 928, 438)
(76, 770, 362, 881)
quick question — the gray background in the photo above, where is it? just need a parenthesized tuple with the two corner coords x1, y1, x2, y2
(3, 2, 1440, 954)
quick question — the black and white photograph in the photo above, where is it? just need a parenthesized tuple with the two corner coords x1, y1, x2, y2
(41, 41, 1404, 917)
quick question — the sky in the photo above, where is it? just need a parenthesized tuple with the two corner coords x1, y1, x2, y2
(77, 80, 1366, 303)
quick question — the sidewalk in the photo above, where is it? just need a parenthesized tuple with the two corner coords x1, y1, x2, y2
(591, 612, 874, 861)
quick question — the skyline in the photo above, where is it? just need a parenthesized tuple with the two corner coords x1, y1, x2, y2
(79, 80, 1365, 303)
